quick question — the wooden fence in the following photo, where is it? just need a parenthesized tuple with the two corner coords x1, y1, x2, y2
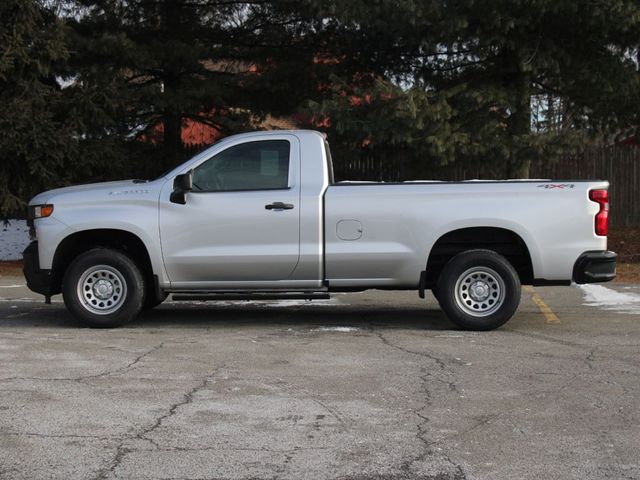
(334, 146, 640, 226)
(530, 147, 640, 227)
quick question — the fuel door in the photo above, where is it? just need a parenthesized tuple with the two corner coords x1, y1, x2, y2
(336, 220, 363, 241)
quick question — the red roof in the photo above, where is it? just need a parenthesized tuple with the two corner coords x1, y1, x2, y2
(141, 116, 223, 147)
(180, 118, 223, 146)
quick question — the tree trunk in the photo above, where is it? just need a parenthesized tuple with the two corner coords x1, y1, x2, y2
(162, 63, 182, 167)
(160, 1, 183, 170)
(505, 50, 532, 179)
(162, 83, 182, 170)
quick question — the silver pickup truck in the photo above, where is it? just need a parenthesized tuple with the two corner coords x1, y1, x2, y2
(23, 130, 616, 330)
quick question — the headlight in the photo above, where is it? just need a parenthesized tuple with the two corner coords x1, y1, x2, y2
(29, 204, 54, 219)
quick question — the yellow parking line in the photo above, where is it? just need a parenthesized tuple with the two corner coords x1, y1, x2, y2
(524, 286, 560, 324)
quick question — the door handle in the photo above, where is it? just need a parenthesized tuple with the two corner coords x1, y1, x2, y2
(265, 202, 294, 210)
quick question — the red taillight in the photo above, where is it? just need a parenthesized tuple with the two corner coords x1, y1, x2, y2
(589, 189, 609, 236)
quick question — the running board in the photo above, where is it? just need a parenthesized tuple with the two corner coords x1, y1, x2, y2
(171, 292, 331, 302)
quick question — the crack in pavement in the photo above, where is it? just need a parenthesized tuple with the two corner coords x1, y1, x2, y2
(93, 364, 226, 480)
(370, 327, 459, 393)
(264, 377, 352, 433)
(372, 328, 446, 370)
(1, 431, 119, 441)
(251, 382, 351, 479)
(507, 329, 640, 369)
(130, 445, 332, 453)
(439, 451, 468, 480)
(0, 342, 165, 383)
(307, 397, 349, 432)
(366, 323, 466, 479)
(506, 329, 589, 348)
(585, 348, 597, 369)
(429, 413, 501, 447)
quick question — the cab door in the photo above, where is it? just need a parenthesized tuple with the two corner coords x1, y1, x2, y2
(159, 136, 300, 288)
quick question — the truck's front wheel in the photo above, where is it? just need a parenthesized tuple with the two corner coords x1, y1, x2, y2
(62, 248, 145, 328)
(436, 249, 521, 331)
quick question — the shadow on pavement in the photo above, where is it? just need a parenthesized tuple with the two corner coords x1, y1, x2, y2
(0, 302, 454, 331)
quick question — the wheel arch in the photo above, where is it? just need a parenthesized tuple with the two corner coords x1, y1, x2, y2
(51, 229, 155, 296)
(425, 227, 534, 288)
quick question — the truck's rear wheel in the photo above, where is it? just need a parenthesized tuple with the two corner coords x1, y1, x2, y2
(62, 248, 145, 328)
(436, 249, 521, 331)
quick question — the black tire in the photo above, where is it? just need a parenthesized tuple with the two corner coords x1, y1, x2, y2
(62, 248, 145, 328)
(436, 249, 521, 331)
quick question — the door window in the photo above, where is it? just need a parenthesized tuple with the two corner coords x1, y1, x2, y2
(192, 140, 291, 192)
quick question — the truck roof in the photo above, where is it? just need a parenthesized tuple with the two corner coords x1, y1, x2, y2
(219, 129, 325, 142)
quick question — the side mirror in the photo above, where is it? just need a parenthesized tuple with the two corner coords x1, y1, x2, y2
(174, 172, 193, 191)
(170, 171, 193, 205)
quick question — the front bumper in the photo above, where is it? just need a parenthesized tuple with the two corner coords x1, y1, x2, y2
(23, 241, 54, 296)
(573, 250, 617, 284)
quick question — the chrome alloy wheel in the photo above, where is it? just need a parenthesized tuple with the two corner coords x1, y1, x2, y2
(454, 266, 505, 317)
(76, 265, 128, 315)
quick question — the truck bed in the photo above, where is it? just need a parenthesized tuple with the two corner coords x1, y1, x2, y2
(323, 180, 607, 287)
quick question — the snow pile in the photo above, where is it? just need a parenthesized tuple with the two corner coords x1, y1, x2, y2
(259, 299, 339, 308)
(578, 284, 640, 315)
(174, 298, 344, 308)
(311, 326, 359, 333)
(0, 220, 30, 261)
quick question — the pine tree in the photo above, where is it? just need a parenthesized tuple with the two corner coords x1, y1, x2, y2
(65, 0, 326, 172)
(428, 0, 640, 177)
(301, 0, 640, 179)
(0, 0, 72, 217)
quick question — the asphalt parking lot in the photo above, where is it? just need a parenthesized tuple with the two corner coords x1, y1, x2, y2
(0, 277, 639, 480)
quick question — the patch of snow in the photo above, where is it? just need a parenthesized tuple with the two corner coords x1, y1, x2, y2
(0, 297, 40, 302)
(311, 326, 359, 333)
(258, 299, 339, 308)
(169, 298, 343, 308)
(0, 220, 30, 261)
(577, 284, 640, 315)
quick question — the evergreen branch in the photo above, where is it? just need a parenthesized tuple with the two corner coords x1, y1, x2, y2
(532, 80, 563, 95)
(134, 0, 270, 7)
(419, 56, 497, 73)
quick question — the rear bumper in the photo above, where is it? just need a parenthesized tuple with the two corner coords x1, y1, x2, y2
(23, 242, 54, 296)
(573, 250, 617, 284)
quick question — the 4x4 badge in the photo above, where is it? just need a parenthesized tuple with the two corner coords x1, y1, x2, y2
(537, 184, 575, 189)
